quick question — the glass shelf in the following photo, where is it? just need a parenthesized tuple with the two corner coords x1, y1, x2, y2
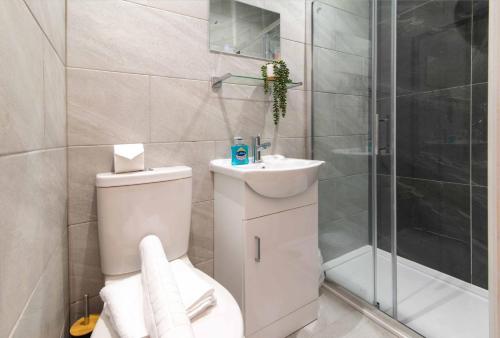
(211, 73, 303, 89)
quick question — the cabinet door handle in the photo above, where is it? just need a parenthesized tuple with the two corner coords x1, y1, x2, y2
(255, 236, 261, 262)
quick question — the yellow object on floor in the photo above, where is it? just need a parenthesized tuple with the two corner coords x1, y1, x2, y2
(70, 314, 99, 337)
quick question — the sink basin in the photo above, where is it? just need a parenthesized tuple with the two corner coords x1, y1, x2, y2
(210, 155, 324, 198)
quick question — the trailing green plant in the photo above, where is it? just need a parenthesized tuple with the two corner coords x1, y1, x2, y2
(261, 60, 291, 125)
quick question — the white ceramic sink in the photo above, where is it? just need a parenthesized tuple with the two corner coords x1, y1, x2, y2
(210, 155, 324, 198)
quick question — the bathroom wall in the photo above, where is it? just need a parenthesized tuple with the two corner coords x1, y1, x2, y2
(66, 0, 310, 322)
(377, 0, 489, 288)
(311, 0, 372, 262)
(0, 0, 67, 337)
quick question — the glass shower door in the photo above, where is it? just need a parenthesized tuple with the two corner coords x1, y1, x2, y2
(312, 0, 383, 305)
(313, 0, 490, 336)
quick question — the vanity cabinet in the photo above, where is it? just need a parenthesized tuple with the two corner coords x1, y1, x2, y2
(213, 172, 320, 338)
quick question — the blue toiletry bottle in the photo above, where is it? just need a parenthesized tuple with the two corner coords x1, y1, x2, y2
(231, 136, 249, 165)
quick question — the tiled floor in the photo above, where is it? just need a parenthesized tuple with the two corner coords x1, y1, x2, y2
(288, 288, 397, 338)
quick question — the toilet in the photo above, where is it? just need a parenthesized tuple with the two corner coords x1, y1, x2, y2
(90, 166, 244, 338)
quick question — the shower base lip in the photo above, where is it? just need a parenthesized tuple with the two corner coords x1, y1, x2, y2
(323, 245, 489, 338)
(322, 282, 422, 338)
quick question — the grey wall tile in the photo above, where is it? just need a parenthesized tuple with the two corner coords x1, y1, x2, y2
(263, 89, 307, 139)
(313, 92, 369, 137)
(318, 0, 370, 19)
(43, 40, 66, 148)
(195, 259, 214, 278)
(126, 0, 209, 20)
(145, 142, 215, 202)
(10, 240, 68, 338)
(397, 177, 471, 282)
(0, 0, 44, 155)
(67, 0, 210, 80)
(472, 186, 488, 289)
(265, 0, 306, 43)
(188, 201, 214, 265)
(23, 0, 66, 61)
(313, 46, 369, 95)
(314, 136, 369, 180)
(68, 146, 114, 225)
(68, 68, 149, 146)
(472, 83, 488, 186)
(0, 149, 67, 337)
(69, 222, 104, 303)
(313, 2, 370, 56)
(150, 78, 223, 143)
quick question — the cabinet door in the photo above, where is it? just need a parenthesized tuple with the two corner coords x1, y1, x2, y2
(244, 204, 319, 336)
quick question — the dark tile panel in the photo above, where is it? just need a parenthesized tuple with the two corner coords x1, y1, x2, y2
(377, 4, 392, 100)
(472, 186, 488, 289)
(472, 0, 489, 83)
(397, 0, 432, 15)
(396, 177, 471, 282)
(397, 0, 471, 94)
(397, 86, 470, 184)
(377, 174, 392, 252)
(472, 83, 488, 186)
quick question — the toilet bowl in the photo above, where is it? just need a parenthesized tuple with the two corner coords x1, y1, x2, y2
(92, 167, 244, 338)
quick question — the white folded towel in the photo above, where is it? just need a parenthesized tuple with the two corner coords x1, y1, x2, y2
(170, 260, 216, 319)
(99, 274, 148, 338)
(99, 236, 217, 338)
(140, 235, 194, 338)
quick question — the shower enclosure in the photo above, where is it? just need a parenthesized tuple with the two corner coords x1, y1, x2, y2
(312, 0, 489, 337)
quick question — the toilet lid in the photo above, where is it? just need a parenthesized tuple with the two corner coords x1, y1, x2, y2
(91, 261, 244, 338)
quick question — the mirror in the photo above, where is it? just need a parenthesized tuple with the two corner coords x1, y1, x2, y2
(209, 0, 281, 60)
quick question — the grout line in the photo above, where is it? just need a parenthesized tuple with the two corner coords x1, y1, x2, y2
(120, 0, 208, 21)
(313, 0, 371, 20)
(66, 137, 307, 149)
(0, 146, 67, 159)
(7, 237, 67, 337)
(376, 173, 474, 187)
(20, 0, 65, 65)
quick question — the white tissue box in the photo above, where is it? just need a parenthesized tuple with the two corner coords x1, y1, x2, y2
(114, 144, 145, 173)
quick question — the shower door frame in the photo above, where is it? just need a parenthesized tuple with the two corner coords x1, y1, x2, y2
(488, 0, 500, 336)
(370, 0, 398, 318)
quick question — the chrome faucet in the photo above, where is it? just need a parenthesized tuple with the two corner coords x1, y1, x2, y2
(252, 135, 271, 163)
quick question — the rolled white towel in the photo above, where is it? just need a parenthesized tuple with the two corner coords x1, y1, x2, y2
(99, 274, 148, 338)
(140, 235, 194, 338)
(170, 260, 216, 319)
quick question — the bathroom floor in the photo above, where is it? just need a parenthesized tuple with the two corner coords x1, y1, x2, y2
(287, 288, 397, 338)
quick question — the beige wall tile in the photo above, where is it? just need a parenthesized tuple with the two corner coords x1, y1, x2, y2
(43, 40, 66, 148)
(68, 146, 114, 225)
(265, 0, 306, 43)
(67, 0, 210, 80)
(24, 0, 66, 61)
(263, 89, 307, 138)
(150, 78, 222, 142)
(69, 222, 104, 303)
(281, 38, 306, 88)
(265, 137, 307, 159)
(125, 0, 209, 20)
(68, 68, 149, 146)
(195, 259, 214, 278)
(188, 201, 214, 265)
(0, 149, 67, 337)
(10, 241, 68, 338)
(0, 0, 44, 155)
(145, 142, 215, 202)
(151, 77, 273, 143)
